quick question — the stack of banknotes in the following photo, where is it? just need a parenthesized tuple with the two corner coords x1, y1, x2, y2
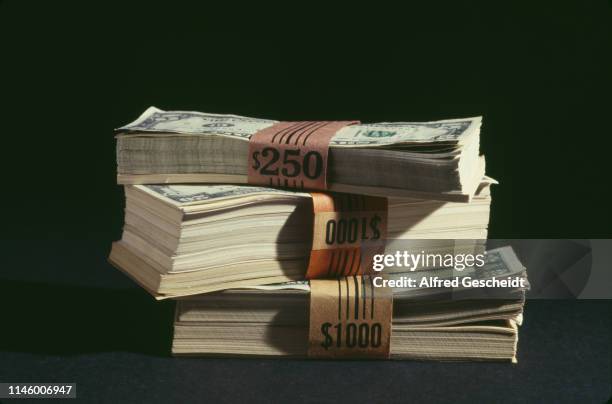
(173, 247, 527, 361)
(116, 107, 486, 201)
(110, 107, 528, 361)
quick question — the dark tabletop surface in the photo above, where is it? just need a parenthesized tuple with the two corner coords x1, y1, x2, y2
(0, 241, 610, 403)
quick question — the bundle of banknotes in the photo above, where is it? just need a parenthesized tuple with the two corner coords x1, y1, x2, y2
(173, 247, 527, 361)
(116, 107, 486, 201)
(110, 107, 528, 361)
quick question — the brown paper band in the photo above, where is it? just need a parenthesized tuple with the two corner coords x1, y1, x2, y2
(247, 120, 359, 190)
(305, 192, 387, 279)
(308, 276, 393, 358)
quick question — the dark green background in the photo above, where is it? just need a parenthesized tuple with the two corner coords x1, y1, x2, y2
(1, 0, 611, 244)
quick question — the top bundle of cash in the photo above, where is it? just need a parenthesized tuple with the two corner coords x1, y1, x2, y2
(116, 107, 486, 201)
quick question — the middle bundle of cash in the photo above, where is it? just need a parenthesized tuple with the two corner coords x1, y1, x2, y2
(109, 178, 494, 299)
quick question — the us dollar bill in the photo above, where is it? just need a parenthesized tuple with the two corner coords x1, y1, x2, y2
(140, 184, 304, 205)
(118, 106, 481, 147)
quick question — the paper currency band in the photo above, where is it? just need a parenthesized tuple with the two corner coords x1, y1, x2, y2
(308, 276, 393, 358)
(305, 192, 388, 279)
(247, 120, 360, 190)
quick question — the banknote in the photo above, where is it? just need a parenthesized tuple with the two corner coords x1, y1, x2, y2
(118, 106, 481, 147)
(143, 184, 303, 204)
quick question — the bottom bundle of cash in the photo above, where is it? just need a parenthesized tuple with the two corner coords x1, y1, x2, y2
(172, 247, 528, 361)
